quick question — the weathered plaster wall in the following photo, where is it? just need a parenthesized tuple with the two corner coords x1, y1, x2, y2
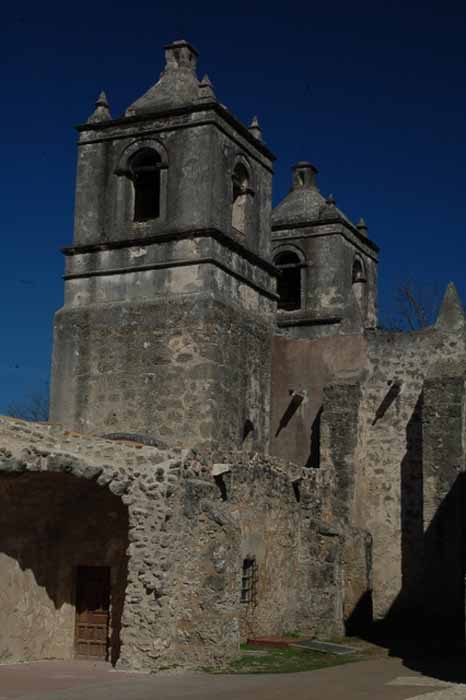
(270, 333, 368, 467)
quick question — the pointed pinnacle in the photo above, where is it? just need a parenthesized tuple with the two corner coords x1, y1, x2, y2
(357, 217, 368, 235)
(87, 90, 112, 123)
(326, 193, 336, 206)
(198, 74, 216, 102)
(200, 74, 213, 87)
(435, 282, 465, 332)
(248, 115, 263, 141)
(96, 90, 109, 108)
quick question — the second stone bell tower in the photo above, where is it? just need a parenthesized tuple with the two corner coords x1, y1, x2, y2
(50, 40, 276, 451)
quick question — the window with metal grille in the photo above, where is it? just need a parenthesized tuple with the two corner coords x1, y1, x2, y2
(240, 557, 257, 604)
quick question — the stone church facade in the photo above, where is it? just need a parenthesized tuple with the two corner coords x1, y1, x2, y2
(1, 40, 465, 670)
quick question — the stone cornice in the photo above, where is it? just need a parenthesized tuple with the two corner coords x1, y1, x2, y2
(76, 101, 276, 163)
(272, 219, 379, 259)
(62, 227, 279, 277)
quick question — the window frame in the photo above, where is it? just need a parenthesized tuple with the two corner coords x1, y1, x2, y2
(115, 139, 169, 229)
(273, 248, 305, 312)
(129, 148, 162, 222)
(240, 557, 258, 605)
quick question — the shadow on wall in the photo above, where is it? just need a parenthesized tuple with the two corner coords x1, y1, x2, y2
(345, 392, 466, 683)
(0, 472, 129, 666)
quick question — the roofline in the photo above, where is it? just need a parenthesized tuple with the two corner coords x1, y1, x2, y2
(76, 101, 276, 161)
(272, 218, 380, 254)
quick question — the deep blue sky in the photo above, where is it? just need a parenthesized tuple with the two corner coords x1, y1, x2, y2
(1, 0, 465, 410)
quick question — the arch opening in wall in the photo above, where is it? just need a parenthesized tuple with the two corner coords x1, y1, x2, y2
(352, 256, 366, 284)
(129, 148, 162, 222)
(0, 471, 129, 666)
(274, 251, 302, 311)
(352, 255, 368, 319)
(232, 162, 253, 236)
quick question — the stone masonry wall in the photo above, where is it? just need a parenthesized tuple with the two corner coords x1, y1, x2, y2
(355, 325, 466, 624)
(51, 295, 272, 453)
(270, 294, 466, 634)
(422, 366, 466, 642)
(0, 417, 343, 671)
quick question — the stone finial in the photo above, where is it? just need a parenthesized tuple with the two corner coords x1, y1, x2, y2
(198, 74, 216, 102)
(248, 116, 263, 141)
(87, 91, 112, 123)
(292, 162, 318, 190)
(435, 282, 465, 332)
(356, 217, 368, 236)
(326, 193, 336, 207)
(163, 39, 198, 74)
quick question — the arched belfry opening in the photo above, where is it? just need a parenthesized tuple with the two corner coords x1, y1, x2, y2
(232, 162, 252, 235)
(0, 472, 128, 665)
(352, 255, 367, 319)
(129, 148, 162, 222)
(274, 251, 302, 311)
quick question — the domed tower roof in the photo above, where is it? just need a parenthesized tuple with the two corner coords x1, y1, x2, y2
(272, 162, 355, 230)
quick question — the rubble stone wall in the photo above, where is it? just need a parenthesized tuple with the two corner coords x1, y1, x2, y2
(0, 418, 343, 671)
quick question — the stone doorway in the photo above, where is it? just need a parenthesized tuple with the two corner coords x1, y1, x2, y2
(75, 566, 111, 660)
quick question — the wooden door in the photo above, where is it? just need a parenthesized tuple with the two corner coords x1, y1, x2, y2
(74, 566, 110, 659)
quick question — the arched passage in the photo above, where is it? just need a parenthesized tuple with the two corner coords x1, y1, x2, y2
(0, 471, 128, 665)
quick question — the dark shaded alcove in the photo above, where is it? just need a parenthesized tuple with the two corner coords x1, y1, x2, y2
(274, 251, 302, 311)
(0, 472, 129, 666)
(130, 148, 161, 222)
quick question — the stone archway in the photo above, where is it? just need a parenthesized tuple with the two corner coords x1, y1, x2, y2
(0, 470, 129, 665)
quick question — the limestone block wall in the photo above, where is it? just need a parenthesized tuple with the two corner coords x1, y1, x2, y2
(50, 295, 273, 452)
(270, 333, 368, 467)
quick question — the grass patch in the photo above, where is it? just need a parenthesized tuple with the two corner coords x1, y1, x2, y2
(205, 644, 360, 674)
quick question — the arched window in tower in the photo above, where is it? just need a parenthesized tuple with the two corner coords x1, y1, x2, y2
(129, 149, 161, 222)
(232, 163, 251, 235)
(274, 251, 302, 311)
(352, 257, 365, 284)
(352, 256, 367, 318)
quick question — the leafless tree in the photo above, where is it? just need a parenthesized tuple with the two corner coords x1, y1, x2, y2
(381, 280, 443, 331)
(5, 386, 49, 422)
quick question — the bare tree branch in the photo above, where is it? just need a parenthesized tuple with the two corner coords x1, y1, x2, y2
(381, 280, 442, 331)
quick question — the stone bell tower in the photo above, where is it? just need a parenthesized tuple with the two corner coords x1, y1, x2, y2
(50, 40, 276, 450)
(271, 162, 379, 338)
